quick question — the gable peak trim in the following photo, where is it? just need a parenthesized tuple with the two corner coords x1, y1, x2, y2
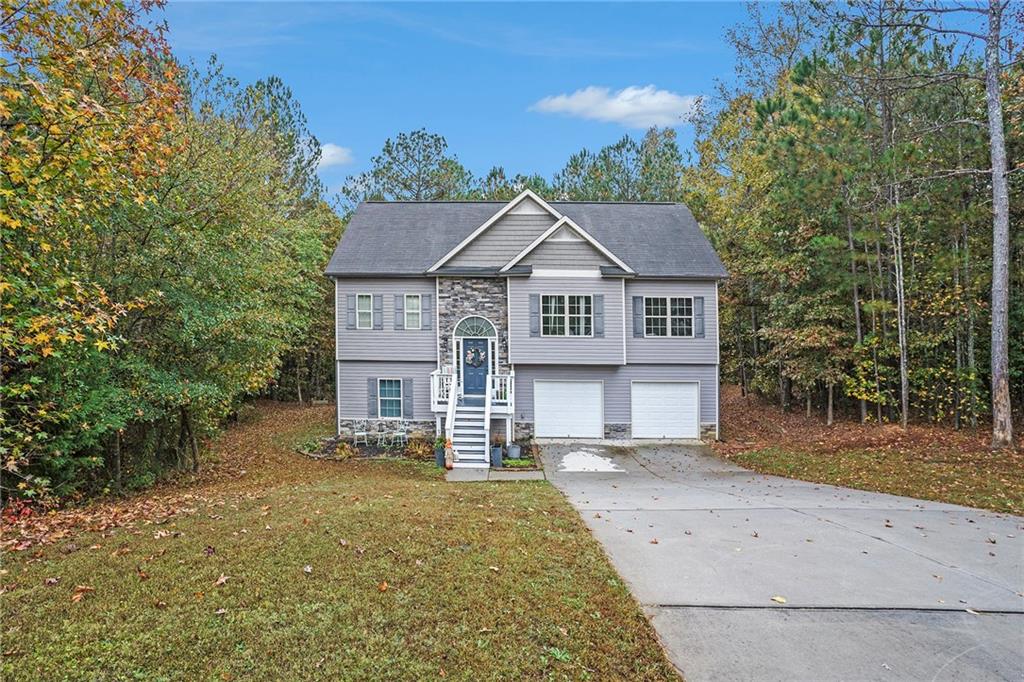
(427, 189, 562, 272)
(499, 216, 634, 274)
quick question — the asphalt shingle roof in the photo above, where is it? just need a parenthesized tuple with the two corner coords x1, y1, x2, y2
(325, 201, 727, 279)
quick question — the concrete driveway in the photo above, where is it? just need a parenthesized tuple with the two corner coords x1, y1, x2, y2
(541, 442, 1024, 681)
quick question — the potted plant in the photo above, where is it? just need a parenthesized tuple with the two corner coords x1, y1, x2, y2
(506, 440, 522, 460)
(490, 435, 504, 468)
(433, 434, 446, 468)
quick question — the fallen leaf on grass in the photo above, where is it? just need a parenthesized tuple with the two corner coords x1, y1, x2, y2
(44, 577, 60, 586)
(303, 565, 312, 575)
(378, 581, 388, 592)
(489, 566, 500, 572)
(214, 574, 230, 587)
(136, 566, 150, 580)
(71, 585, 94, 603)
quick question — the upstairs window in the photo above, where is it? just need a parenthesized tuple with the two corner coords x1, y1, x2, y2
(541, 295, 565, 336)
(378, 379, 402, 418)
(645, 296, 693, 338)
(542, 294, 592, 337)
(356, 294, 372, 329)
(404, 294, 421, 330)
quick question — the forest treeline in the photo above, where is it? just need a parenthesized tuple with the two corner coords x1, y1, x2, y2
(2, 1, 341, 498)
(2, 1, 1019, 501)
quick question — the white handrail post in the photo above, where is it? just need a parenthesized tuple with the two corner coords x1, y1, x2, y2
(444, 375, 459, 462)
(484, 373, 493, 464)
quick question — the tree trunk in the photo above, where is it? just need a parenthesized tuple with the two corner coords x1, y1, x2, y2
(846, 209, 867, 423)
(806, 392, 812, 418)
(827, 383, 834, 426)
(114, 430, 122, 491)
(984, 0, 1013, 449)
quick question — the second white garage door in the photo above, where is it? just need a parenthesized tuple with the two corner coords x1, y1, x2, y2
(534, 381, 603, 438)
(631, 381, 699, 438)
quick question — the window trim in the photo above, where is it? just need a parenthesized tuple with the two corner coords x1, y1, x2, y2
(643, 295, 695, 339)
(356, 293, 373, 330)
(404, 293, 422, 330)
(377, 377, 403, 419)
(540, 293, 594, 338)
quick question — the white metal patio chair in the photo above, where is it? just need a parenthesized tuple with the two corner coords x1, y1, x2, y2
(376, 421, 392, 448)
(352, 419, 369, 446)
(391, 420, 409, 448)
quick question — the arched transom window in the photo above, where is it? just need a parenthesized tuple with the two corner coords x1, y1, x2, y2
(454, 316, 496, 338)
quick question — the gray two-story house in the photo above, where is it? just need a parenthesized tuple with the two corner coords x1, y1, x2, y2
(326, 190, 726, 468)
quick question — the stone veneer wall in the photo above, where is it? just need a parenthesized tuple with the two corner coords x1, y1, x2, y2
(337, 418, 435, 442)
(437, 277, 509, 373)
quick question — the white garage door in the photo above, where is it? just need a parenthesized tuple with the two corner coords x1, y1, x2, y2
(534, 381, 603, 438)
(631, 382, 699, 438)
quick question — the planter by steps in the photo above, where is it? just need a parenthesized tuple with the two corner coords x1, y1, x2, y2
(506, 443, 521, 459)
(490, 446, 503, 468)
(435, 447, 445, 468)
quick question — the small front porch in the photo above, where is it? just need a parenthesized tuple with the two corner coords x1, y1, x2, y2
(430, 368, 515, 468)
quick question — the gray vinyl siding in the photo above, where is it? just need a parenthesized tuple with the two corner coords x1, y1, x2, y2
(519, 239, 612, 270)
(335, 278, 436, 361)
(508, 275, 624, 365)
(625, 280, 718, 364)
(513, 364, 719, 427)
(337, 360, 435, 419)
(447, 214, 556, 268)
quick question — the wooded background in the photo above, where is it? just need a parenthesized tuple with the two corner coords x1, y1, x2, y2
(2, 0, 1019, 500)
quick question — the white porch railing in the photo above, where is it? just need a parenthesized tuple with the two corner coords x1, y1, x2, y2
(431, 369, 514, 415)
(489, 372, 514, 410)
(430, 370, 453, 412)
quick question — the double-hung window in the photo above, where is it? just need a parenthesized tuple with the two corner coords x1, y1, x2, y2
(541, 294, 592, 337)
(378, 379, 402, 418)
(356, 294, 372, 329)
(404, 294, 421, 330)
(645, 296, 694, 338)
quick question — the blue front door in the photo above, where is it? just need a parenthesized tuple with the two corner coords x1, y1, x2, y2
(463, 338, 489, 395)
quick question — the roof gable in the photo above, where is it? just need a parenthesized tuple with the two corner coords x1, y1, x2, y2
(500, 216, 633, 273)
(428, 190, 560, 271)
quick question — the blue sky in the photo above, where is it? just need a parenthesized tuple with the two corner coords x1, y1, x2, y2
(164, 2, 752, 193)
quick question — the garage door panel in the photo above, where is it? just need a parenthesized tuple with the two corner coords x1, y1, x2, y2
(535, 381, 603, 438)
(632, 382, 699, 438)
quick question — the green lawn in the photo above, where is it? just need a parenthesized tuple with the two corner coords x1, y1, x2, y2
(2, 403, 677, 680)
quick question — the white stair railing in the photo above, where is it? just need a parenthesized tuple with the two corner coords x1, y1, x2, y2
(444, 375, 459, 462)
(484, 373, 493, 462)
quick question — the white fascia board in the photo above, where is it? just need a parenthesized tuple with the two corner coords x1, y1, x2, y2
(427, 189, 562, 272)
(499, 215, 634, 274)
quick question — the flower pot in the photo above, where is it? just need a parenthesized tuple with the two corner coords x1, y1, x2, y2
(506, 444, 521, 459)
(435, 447, 445, 468)
(490, 446, 503, 468)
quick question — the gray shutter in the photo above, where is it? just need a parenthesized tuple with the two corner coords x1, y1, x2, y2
(402, 378, 414, 419)
(593, 294, 604, 338)
(421, 293, 432, 330)
(693, 296, 705, 338)
(372, 294, 383, 330)
(529, 294, 540, 337)
(366, 378, 378, 418)
(394, 294, 404, 330)
(632, 296, 644, 337)
(346, 294, 356, 330)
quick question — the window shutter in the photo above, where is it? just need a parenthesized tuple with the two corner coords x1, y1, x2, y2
(402, 378, 414, 419)
(346, 294, 356, 330)
(693, 296, 705, 338)
(372, 294, 383, 330)
(529, 294, 540, 337)
(421, 293, 432, 330)
(593, 294, 604, 337)
(394, 294, 404, 330)
(367, 378, 378, 418)
(632, 296, 644, 337)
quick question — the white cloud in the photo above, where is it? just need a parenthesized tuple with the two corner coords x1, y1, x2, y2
(530, 85, 699, 129)
(318, 143, 354, 169)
